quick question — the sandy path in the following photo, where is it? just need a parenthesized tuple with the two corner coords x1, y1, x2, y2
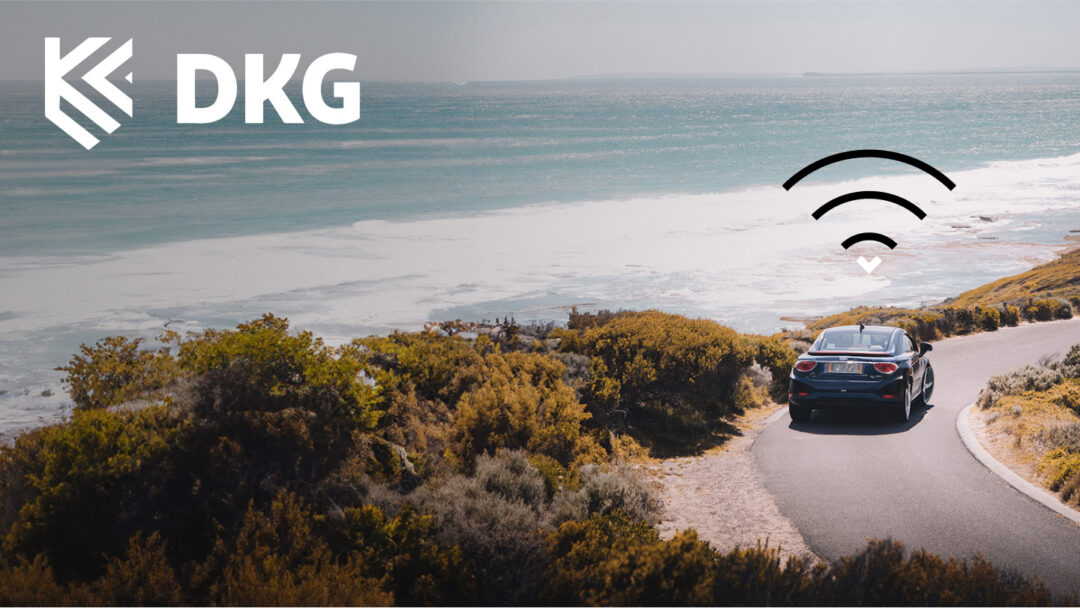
(649, 405, 817, 564)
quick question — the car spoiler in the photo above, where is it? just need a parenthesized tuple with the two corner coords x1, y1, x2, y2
(807, 351, 894, 357)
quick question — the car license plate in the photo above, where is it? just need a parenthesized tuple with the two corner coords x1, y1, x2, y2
(827, 362, 862, 374)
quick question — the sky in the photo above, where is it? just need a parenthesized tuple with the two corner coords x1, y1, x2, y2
(2, 1, 1080, 81)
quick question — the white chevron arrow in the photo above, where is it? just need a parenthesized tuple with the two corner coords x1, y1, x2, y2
(857, 256, 882, 274)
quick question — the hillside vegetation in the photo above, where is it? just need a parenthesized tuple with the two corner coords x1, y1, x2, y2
(802, 248, 1080, 342)
(0, 311, 1064, 605)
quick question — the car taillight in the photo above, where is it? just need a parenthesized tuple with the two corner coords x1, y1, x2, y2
(794, 361, 816, 372)
(874, 362, 899, 374)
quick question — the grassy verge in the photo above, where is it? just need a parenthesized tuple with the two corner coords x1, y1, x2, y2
(973, 345, 1080, 508)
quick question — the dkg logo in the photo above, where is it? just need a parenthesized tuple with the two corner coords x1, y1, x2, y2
(45, 37, 133, 150)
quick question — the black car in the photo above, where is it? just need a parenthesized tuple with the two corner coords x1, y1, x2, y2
(788, 324, 934, 423)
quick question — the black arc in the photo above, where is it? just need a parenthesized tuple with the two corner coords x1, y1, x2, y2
(784, 150, 956, 191)
(812, 191, 927, 220)
(841, 232, 897, 249)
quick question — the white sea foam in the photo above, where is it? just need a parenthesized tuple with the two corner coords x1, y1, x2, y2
(3, 152, 1080, 432)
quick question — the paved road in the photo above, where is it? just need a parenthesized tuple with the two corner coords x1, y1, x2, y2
(754, 318, 1080, 597)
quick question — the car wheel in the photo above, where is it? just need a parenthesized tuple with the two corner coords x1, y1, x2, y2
(894, 384, 912, 423)
(789, 403, 812, 423)
(918, 364, 934, 405)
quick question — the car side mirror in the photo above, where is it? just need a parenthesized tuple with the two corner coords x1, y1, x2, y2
(919, 342, 933, 355)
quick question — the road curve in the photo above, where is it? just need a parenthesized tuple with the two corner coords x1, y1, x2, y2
(753, 318, 1080, 597)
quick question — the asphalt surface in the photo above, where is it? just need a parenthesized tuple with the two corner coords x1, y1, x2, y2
(753, 318, 1080, 598)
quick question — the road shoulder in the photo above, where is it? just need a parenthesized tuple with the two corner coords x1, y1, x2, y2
(646, 404, 819, 563)
(958, 403, 1080, 524)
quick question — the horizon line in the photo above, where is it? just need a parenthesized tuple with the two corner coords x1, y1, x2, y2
(4, 67, 1080, 84)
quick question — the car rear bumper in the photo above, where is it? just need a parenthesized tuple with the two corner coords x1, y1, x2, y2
(788, 377, 906, 408)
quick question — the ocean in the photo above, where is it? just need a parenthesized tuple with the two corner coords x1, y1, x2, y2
(3, 73, 1080, 432)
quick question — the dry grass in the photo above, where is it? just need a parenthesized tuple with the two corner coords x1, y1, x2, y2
(972, 391, 1080, 488)
(952, 247, 1080, 307)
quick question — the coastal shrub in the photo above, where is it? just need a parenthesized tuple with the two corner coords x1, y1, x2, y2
(196, 493, 392, 606)
(319, 503, 475, 605)
(1058, 344, 1080, 379)
(550, 464, 662, 525)
(732, 374, 770, 410)
(979, 365, 1064, 408)
(543, 515, 1054, 607)
(946, 306, 978, 335)
(0, 556, 97, 605)
(409, 459, 552, 605)
(1024, 299, 1069, 322)
(407, 451, 662, 605)
(349, 331, 491, 476)
(1047, 380, 1080, 413)
(0, 406, 177, 581)
(57, 336, 178, 409)
(1038, 448, 1080, 497)
(1000, 304, 1022, 326)
(1057, 300, 1074, 319)
(976, 306, 1001, 332)
(755, 336, 798, 397)
(560, 311, 755, 454)
(91, 533, 183, 606)
(178, 314, 380, 428)
(356, 331, 484, 407)
(566, 307, 621, 331)
(816, 539, 1052, 606)
(448, 351, 601, 469)
(542, 510, 702, 606)
(475, 449, 548, 505)
(1039, 422, 1080, 453)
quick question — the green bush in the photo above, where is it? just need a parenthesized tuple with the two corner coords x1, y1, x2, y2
(1025, 299, 1070, 322)
(755, 336, 798, 397)
(976, 306, 1001, 331)
(1000, 304, 1022, 326)
(560, 311, 755, 455)
(91, 533, 183, 606)
(449, 351, 602, 469)
(543, 512, 1054, 606)
(57, 336, 177, 409)
(0, 406, 177, 580)
(179, 315, 380, 430)
(197, 492, 392, 606)
(319, 502, 475, 605)
(1039, 447, 1080, 497)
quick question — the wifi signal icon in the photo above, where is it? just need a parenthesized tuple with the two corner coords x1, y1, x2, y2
(784, 150, 955, 274)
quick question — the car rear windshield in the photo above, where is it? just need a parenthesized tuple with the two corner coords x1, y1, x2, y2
(812, 328, 894, 353)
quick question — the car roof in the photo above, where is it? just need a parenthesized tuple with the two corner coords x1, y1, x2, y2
(821, 325, 899, 334)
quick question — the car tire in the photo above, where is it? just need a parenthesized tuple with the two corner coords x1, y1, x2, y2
(894, 384, 912, 423)
(789, 403, 812, 423)
(917, 364, 935, 405)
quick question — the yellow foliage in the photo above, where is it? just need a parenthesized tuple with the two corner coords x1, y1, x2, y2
(1039, 447, 1080, 492)
(951, 247, 1080, 307)
(57, 335, 178, 409)
(450, 351, 597, 468)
